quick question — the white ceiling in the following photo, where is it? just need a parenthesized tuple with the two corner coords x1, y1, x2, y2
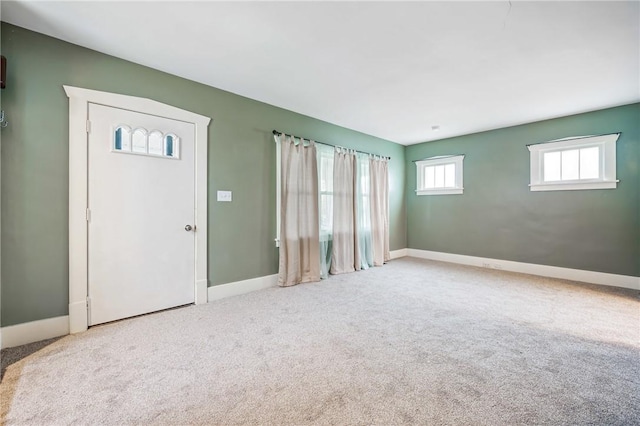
(2, 1, 639, 145)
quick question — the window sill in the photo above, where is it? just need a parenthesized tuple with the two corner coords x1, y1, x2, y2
(529, 180, 618, 192)
(416, 188, 463, 196)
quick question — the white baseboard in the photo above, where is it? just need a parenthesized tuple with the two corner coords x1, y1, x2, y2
(4, 254, 634, 349)
(208, 274, 279, 302)
(2, 275, 275, 349)
(0, 316, 70, 349)
(389, 249, 408, 260)
(406, 248, 640, 291)
(2, 275, 278, 349)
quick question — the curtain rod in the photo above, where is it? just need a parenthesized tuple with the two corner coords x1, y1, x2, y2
(272, 130, 390, 160)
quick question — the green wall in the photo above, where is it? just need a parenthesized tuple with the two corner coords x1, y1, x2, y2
(406, 104, 639, 277)
(0, 23, 407, 327)
(2, 21, 636, 329)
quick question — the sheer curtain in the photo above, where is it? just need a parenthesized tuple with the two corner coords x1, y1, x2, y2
(278, 136, 321, 286)
(330, 148, 359, 274)
(370, 157, 390, 266)
(317, 143, 334, 279)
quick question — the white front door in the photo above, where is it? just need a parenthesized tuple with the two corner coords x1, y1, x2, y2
(87, 103, 196, 326)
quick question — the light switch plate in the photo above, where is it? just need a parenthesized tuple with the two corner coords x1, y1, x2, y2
(217, 190, 232, 202)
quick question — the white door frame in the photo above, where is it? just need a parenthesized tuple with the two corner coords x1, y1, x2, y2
(64, 85, 211, 334)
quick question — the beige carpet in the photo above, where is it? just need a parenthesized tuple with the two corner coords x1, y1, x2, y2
(2, 257, 639, 425)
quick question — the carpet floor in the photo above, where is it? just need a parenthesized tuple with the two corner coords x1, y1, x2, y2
(1, 257, 639, 425)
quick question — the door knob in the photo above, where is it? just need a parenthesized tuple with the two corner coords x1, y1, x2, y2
(185, 225, 193, 232)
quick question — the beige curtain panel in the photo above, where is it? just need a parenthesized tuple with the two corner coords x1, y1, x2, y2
(330, 149, 360, 274)
(370, 157, 390, 266)
(278, 137, 321, 286)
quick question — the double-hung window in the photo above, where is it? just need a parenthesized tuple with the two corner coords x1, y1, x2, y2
(415, 155, 464, 195)
(528, 133, 619, 191)
(317, 145, 334, 239)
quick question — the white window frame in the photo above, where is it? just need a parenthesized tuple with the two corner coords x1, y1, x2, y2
(415, 155, 464, 196)
(528, 133, 619, 192)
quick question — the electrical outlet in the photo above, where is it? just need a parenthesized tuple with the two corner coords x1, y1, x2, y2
(493, 264, 502, 270)
(482, 263, 491, 268)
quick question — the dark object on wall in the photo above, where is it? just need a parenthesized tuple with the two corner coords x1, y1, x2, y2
(1, 56, 6, 89)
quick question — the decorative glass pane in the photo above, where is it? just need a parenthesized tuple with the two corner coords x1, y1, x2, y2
(132, 129, 147, 153)
(114, 126, 131, 151)
(148, 131, 163, 156)
(112, 127, 179, 159)
(115, 128, 122, 150)
(424, 166, 435, 189)
(543, 151, 561, 182)
(444, 163, 456, 187)
(561, 149, 579, 180)
(579, 146, 599, 179)
(164, 134, 179, 158)
(121, 128, 131, 151)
